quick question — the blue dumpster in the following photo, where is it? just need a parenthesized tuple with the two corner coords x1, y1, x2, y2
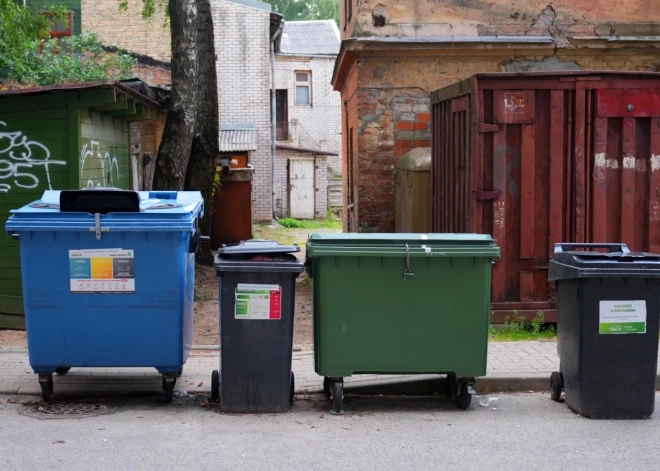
(5, 189, 205, 402)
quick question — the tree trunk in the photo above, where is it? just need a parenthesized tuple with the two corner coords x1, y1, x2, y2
(152, 0, 198, 190)
(184, 0, 219, 264)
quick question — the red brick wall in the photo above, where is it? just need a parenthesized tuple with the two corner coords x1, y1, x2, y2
(132, 64, 171, 87)
(341, 62, 359, 232)
(354, 89, 430, 233)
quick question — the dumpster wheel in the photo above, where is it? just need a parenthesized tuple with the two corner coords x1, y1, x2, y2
(211, 370, 220, 402)
(162, 376, 176, 403)
(323, 377, 332, 400)
(55, 367, 71, 375)
(38, 374, 54, 403)
(454, 381, 472, 410)
(331, 380, 344, 415)
(290, 372, 295, 404)
(550, 371, 563, 402)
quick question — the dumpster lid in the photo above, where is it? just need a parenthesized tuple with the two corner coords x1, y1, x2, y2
(218, 239, 301, 256)
(306, 233, 500, 259)
(548, 243, 660, 280)
(396, 148, 431, 171)
(5, 190, 204, 234)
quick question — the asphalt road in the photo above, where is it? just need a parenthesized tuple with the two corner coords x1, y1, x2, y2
(1, 392, 659, 471)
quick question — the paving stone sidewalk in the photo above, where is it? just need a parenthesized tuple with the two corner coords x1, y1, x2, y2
(0, 341, 566, 397)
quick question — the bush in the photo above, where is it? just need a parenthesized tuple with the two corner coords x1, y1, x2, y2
(0, 1, 136, 86)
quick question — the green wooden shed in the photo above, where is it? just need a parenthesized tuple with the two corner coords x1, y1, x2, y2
(0, 81, 163, 329)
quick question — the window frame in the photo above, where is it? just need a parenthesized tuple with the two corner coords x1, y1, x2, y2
(294, 71, 312, 106)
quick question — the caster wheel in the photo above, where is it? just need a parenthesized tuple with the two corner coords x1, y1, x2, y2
(550, 371, 563, 402)
(446, 373, 456, 398)
(323, 377, 332, 401)
(331, 381, 344, 415)
(455, 381, 472, 410)
(211, 370, 219, 402)
(55, 367, 71, 375)
(39, 375, 54, 403)
(162, 377, 176, 403)
(290, 372, 295, 404)
(176, 366, 183, 378)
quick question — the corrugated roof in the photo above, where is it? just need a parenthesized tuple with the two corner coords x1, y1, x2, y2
(219, 124, 257, 152)
(0, 80, 165, 108)
(278, 20, 340, 56)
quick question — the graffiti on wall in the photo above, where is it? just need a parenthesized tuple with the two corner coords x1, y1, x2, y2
(0, 121, 67, 193)
(80, 140, 120, 188)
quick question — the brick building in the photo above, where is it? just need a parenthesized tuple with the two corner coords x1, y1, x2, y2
(212, 0, 282, 222)
(332, 0, 660, 233)
(274, 20, 342, 219)
(213, 2, 342, 221)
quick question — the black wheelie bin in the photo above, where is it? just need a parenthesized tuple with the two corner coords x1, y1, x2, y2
(548, 243, 660, 419)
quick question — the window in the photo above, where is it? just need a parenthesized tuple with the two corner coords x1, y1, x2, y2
(295, 71, 311, 106)
(40, 11, 74, 53)
(46, 11, 74, 39)
(275, 90, 288, 140)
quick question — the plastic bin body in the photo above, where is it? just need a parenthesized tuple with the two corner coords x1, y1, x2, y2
(549, 243, 660, 419)
(215, 241, 304, 413)
(306, 233, 500, 378)
(5, 190, 204, 375)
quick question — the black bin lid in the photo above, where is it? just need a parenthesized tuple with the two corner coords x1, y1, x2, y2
(215, 239, 304, 274)
(548, 243, 660, 281)
(218, 239, 300, 256)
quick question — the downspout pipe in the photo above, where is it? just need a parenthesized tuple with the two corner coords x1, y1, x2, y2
(270, 22, 284, 222)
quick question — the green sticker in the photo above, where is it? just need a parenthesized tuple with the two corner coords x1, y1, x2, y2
(599, 301, 646, 335)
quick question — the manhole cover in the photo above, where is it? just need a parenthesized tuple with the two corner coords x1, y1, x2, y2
(19, 402, 109, 420)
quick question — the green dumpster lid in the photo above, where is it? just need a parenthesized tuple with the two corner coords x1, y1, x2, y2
(306, 233, 500, 258)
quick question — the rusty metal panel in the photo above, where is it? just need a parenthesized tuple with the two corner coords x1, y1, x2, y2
(597, 89, 660, 118)
(431, 71, 660, 322)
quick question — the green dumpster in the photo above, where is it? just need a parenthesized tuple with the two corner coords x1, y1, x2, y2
(306, 233, 500, 413)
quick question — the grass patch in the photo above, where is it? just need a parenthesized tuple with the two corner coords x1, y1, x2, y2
(278, 213, 342, 230)
(489, 310, 557, 342)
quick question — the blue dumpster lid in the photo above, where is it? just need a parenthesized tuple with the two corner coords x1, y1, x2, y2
(5, 190, 204, 234)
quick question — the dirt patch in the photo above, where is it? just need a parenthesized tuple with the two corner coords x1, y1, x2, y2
(193, 264, 220, 346)
(0, 329, 26, 347)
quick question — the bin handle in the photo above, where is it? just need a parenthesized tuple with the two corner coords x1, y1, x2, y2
(554, 243, 630, 254)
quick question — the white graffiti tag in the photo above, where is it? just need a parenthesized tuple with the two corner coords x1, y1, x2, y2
(0, 121, 67, 193)
(80, 140, 120, 188)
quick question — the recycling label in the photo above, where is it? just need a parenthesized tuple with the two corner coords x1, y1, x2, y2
(235, 284, 282, 320)
(599, 300, 646, 334)
(69, 249, 135, 294)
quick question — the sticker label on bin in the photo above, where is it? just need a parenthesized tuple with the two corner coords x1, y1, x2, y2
(69, 249, 135, 294)
(235, 284, 281, 320)
(599, 300, 646, 334)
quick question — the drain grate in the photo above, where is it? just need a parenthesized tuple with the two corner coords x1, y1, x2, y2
(19, 402, 109, 420)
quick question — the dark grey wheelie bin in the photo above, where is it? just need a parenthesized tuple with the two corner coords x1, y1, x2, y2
(548, 243, 660, 419)
(211, 240, 304, 413)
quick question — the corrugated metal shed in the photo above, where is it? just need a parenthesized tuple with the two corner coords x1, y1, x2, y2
(278, 20, 340, 56)
(219, 124, 257, 152)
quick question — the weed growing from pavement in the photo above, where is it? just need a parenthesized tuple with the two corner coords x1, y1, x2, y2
(489, 310, 556, 342)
